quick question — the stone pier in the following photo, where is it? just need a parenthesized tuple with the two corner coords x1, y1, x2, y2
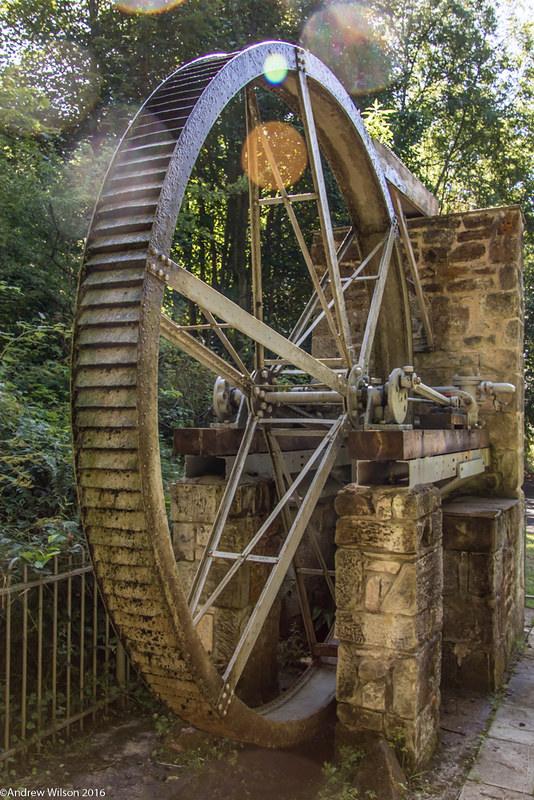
(442, 496, 524, 691)
(332, 204, 525, 768)
(334, 484, 443, 769)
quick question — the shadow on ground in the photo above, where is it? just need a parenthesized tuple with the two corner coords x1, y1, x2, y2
(7, 684, 497, 800)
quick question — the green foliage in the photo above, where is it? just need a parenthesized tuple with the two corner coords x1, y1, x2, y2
(319, 745, 365, 800)
(362, 100, 395, 148)
(0, 0, 532, 562)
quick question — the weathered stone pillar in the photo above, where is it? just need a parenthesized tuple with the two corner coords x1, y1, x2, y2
(442, 495, 524, 691)
(334, 483, 442, 769)
(170, 476, 280, 704)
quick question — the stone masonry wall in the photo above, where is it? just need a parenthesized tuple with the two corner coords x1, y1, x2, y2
(334, 484, 442, 769)
(407, 205, 524, 497)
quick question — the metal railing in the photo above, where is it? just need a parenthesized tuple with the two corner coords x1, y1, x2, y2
(1, 549, 133, 768)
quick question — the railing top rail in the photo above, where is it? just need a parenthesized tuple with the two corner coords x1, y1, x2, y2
(0, 564, 92, 597)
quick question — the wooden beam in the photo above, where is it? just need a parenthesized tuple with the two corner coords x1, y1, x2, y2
(373, 139, 439, 218)
(347, 429, 489, 461)
(173, 427, 322, 456)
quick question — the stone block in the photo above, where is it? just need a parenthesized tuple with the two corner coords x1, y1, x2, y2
(499, 265, 519, 290)
(391, 636, 441, 719)
(334, 484, 439, 521)
(483, 291, 520, 317)
(457, 229, 492, 242)
(335, 485, 374, 517)
(171, 477, 275, 523)
(212, 606, 249, 664)
(336, 603, 442, 652)
(443, 514, 504, 553)
(196, 612, 214, 654)
(336, 642, 362, 702)
(205, 560, 250, 610)
(468, 551, 502, 596)
(504, 318, 522, 343)
(337, 702, 384, 733)
(442, 497, 523, 692)
(448, 242, 486, 262)
(362, 679, 387, 711)
(443, 594, 494, 646)
(172, 522, 197, 561)
(489, 234, 521, 263)
(462, 212, 495, 229)
(171, 480, 223, 523)
(335, 548, 364, 609)
(336, 517, 436, 554)
(384, 696, 440, 770)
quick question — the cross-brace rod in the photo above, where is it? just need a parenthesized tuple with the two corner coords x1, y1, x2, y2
(296, 50, 354, 366)
(246, 93, 346, 363)
(192, 416, 345, 627)
(155, 254, 347, 395)
(218, 414, 347, 711)
(160, 313, 249, 390)
(358, 224, 397, 372)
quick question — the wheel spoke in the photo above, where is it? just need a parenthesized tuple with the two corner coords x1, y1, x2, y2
(218, 414, 347, 709)
(245, 88, 264, 372)
(200, 307, 250, 376)
(246, 93, 345, 360)
(267, 430, 335, 600)
(193, 416, 346, 627)
(391, 188, 434, 349)
(296, 52, 354, 366)
(358, 223, 397, 372)
(188, 413, 259, 613)
(263, 429, 317, 652)
(285, 226, 357, 351)
(295, 236, 387, 347)
(155, 252, 347, 394)
(160, 313, 250, 389)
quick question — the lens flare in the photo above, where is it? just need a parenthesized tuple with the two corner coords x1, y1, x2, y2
(263, 53, 288, 85)
(115, 0, 183, 13)
(242, 121, 307, 191)
(0, 40, 101, 135)
(301, 2, 392, 96)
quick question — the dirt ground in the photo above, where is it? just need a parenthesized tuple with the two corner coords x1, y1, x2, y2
(3, 683, 498, 800)
(6, 605, 532, 800)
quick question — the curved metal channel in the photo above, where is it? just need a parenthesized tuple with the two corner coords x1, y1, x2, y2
(72, 41, 411, 747)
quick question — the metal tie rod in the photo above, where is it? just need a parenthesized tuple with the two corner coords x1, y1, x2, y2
(258, 192, 317, 206)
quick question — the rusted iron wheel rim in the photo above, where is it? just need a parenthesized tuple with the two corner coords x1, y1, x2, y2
(72, 41, 411, 746)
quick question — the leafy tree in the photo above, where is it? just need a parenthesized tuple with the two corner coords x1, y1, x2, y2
(0, 0, 532, 560)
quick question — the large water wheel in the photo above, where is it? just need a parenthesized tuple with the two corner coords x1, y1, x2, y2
(71, 41, 414, 747)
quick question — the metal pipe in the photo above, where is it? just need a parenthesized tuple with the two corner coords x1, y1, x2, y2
(37, 580, 43, 748)
(480, 381, 515, 395)
(80, 557, 86, 731)
(66, 556, 72, 735)
(92, 573, 98, 721)
(412, 380, 454, 407)
(52, 557, 58, 734)
(21, 565, 28, 742)
(258, 192, 317, 205)
(264, 390, 343, 404)
(4, 573, 11, 763)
